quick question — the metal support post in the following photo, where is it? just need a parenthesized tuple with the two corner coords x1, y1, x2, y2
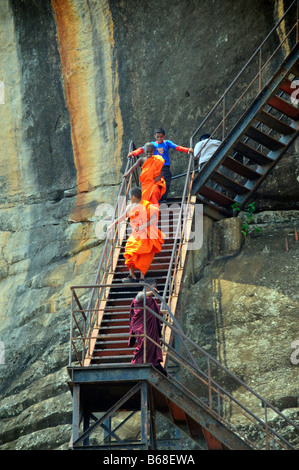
(72, 384, 80, 445)
(140, 381, 149, 449)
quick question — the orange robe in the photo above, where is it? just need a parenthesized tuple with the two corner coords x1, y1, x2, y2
(124, 200, 165, 275)
(139, 155, 166, 205)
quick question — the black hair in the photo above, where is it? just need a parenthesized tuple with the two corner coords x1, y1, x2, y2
(145, 278, 157, 286)
(154, 128, 166, 135)
(199, 134, 211, 141)
(129, 187, 142, 199)
(144, 142, 155, 153)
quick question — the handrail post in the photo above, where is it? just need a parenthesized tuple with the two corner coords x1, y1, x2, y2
(222, 96, 226, 141)
(264, 401, 270, 450)
(208, 358, 212, 412)
(259, 46, 262, 92)
(69, 290, 74, 366)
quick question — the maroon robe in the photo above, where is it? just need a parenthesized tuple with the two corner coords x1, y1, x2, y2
(128, 295, 166, 375)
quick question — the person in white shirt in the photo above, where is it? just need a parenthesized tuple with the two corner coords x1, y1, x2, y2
(194, 134, 221, 170)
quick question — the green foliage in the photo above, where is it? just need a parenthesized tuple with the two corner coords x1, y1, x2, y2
(232, 202, 262, 237)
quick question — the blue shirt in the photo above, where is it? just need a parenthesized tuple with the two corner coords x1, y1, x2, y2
(143, 140, 178, 166)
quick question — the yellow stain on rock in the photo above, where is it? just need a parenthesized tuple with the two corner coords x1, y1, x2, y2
(52, 0, 123, 223)
(0, 1, 25, 200)
(275, 0, 291, 56)
(71, 249, 92, 274)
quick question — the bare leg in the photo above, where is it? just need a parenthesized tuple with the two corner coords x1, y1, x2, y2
(129, 266, 137, 279)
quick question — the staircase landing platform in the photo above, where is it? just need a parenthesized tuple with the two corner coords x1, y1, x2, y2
(67, 364, 252, 450)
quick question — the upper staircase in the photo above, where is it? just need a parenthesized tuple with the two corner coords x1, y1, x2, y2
(68, 1, 299, 451)
(191, 3, 299, 216)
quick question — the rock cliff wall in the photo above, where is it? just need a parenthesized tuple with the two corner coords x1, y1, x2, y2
(0, 0, 297, 449)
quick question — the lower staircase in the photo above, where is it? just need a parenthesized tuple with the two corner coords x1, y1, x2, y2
(89, 202, 182, 367)
(68, 365, 253, 450)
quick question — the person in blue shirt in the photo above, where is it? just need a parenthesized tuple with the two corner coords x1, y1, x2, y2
(128, 128, 193, 202)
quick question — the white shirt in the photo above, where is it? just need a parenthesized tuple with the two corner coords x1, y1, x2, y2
(194, 138, 221, 165)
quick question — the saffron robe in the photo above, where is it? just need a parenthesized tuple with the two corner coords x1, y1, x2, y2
(128, 295, 163, 367)
(139, 155, 166, 205)
(124, 200, 164, 275)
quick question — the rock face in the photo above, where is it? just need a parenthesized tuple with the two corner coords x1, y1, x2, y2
(0, 0, 298, 450)
(181, 211, 299, 405)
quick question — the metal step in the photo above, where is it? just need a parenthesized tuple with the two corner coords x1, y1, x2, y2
(256, 110, 296, 135)
(93, 348, 133, 357)
(198, 186, 235, 209)
(268, 95, 299, 120)
(210, 171, 250, 195)
(221, 155, 261, 180)
(233, 141, 274, 166)
(95, 339, 129, 349)
(245, 126, 286, 151)
(279, 77, 297, 96)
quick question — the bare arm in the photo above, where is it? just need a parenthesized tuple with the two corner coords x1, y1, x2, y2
(123, 157, 145, 178)
(136, 286, 159, 301)
(107, 204, 132, 232)
(135, 211, 158, 232)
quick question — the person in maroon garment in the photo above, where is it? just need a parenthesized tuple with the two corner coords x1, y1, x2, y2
(128, 279, 167, 376)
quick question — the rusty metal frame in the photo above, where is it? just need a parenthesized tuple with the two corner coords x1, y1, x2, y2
(71, 381, 153, 449)
(69, 282, 299, 450)
(190, 0, 299, 148)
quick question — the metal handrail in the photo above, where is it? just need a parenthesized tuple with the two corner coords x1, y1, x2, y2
(69, 282, 299, 450)
(79, 141, 138, 361)
(162, 150, 195, 302)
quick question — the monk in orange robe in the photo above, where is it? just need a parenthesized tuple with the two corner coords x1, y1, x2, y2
(107, 187, 165, 282)
(123, 143, 166, 205)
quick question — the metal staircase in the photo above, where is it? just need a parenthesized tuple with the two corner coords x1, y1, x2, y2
(67, 2, 299, 451)
(87, 202, 183, 366)
(68, 280, 299, 450)
(191, 1, 299, 216)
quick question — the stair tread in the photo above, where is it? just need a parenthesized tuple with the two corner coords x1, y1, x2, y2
(268, 95, 299, 120)
(96, 340, 129, 344)
(198, 186, 235, 209)
(211, 171, 250, 194)
(245, 126, 286, 150)
(279, 77, 297, 96)
(233, 141, 274, 165)
(256, 110, 296, 135)
(93, 350, 133, 356)
(221, 155, 261, 180)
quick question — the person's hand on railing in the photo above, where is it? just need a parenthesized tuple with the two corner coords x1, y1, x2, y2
(188, 148, 193, 155)
(106, 222, 115, 233)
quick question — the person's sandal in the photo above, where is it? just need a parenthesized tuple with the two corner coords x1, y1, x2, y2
(122, 275, 139, 283)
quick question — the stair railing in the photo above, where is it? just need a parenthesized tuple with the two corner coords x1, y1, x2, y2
(70, 141, 139, 364)
(143, 283, 299, 451)
(71, 137, 195, 364)
(162, 150, 195, 306)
